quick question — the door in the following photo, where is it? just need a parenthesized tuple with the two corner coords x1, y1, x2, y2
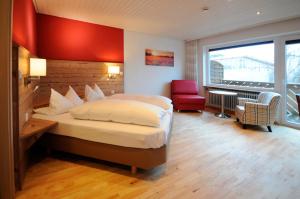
(0, 0, 15, 198)
(284, 35, 300, 127)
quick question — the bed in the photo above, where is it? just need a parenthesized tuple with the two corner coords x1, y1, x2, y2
(33, 98, 173, 174)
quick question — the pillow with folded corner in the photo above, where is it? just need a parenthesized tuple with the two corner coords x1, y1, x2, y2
(49, 88, 74, 114)
(65, 86, 84, 106)
(94, 84, 105, 98)
(34, 88, 74, 115)
(85, 85, 99, 102)
(85, 84, 105, 102)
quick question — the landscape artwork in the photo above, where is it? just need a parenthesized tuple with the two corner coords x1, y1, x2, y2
(145, 49, 174, 66)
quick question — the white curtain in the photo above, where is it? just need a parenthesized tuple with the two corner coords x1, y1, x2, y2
(185, 40, 198, 82)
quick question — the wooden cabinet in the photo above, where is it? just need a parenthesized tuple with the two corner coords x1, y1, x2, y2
(17, 118, 57, 190)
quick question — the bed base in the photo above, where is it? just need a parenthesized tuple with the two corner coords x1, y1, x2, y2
(40, 133, 167, 174)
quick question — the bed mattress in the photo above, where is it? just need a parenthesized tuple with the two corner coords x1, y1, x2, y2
(32, 107, 173, 149)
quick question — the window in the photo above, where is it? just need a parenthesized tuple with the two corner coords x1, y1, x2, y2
(208, 41, 275, 88)
(286, 39, 300, 84)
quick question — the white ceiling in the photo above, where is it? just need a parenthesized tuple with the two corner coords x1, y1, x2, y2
(34, 0, 300, 40)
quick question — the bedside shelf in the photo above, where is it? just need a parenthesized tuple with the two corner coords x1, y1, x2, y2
(20, 118, 57, 139)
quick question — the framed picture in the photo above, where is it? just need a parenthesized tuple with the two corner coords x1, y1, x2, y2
(145, 49, 174, 67)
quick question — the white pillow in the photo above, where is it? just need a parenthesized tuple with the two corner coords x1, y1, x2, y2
(49, 88, 74, 114)
(34, 107, 56, 115)
(70, 99, 166, 127)
(94, 84, 105, 98)
(65, 86, 84, 106)
(85, 85, 100, 102)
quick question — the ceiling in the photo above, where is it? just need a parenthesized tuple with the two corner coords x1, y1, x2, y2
(34, 0, 300, 40)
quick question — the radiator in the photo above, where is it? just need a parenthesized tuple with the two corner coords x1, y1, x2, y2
(207, 88, 259, 111)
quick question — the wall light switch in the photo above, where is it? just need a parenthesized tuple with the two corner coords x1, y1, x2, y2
(25, 112, 29, 122)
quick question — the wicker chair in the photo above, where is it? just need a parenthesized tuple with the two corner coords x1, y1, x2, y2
(235, 92, 281, 132)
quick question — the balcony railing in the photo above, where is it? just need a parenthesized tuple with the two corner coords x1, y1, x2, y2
(219, 80, 274, 89)
(287, 83, 300, 117)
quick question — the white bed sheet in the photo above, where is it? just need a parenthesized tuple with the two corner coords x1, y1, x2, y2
(32, 107, 173, 149)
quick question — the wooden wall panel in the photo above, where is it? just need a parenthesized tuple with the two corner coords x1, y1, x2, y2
(13, 43, 34, 191)
(35, 60, 124, 107)
(18, 46, 33, 132)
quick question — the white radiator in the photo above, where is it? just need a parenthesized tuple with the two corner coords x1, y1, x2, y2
(207, 88, 259, 111)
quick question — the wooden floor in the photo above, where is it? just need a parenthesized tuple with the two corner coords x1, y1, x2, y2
(16, 111, 300, 199)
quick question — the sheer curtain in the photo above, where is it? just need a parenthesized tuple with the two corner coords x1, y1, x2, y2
(185, 40, 198, 82)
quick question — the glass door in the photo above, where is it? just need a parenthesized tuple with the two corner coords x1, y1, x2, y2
(285, 38, 300, 126)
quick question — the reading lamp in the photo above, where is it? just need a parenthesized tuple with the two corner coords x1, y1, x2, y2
(108, 65, 120, 79)
(24, 58, 47, 86)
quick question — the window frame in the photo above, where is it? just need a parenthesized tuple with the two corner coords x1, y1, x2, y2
(204, 37, 277, 92)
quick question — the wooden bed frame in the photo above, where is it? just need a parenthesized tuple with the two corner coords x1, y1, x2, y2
(35, 100, 173, 174)
(35, 99, 173, 174)
(13, 51, 172, 175)
(40, 132, 171, 174)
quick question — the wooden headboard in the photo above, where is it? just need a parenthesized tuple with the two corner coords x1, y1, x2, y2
(34, 59, 124, 107)
(14, 46, 124, 122)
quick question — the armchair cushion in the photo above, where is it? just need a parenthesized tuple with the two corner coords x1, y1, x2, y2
(172, 95, 205, 104)
(235, 105, 245, 122)
(237, 97, 258, 106)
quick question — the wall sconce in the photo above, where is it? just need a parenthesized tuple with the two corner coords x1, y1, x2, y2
(108, 65, 120, 79)
(24, 58, 47, 86)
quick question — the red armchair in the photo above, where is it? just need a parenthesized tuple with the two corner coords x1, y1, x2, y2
(171, 80, 206, 112)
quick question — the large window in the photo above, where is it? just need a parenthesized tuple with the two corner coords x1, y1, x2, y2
(208, 41, 275, 88)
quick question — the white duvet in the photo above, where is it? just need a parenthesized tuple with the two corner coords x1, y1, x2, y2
(109, 94, 172, 110)
(70, 99, 167, 127)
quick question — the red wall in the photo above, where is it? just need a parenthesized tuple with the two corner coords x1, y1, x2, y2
(13, 0, 37, 55)
(37, 14, 124, 63)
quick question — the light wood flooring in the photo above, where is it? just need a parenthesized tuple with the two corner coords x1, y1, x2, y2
(16, 111, 300, 199)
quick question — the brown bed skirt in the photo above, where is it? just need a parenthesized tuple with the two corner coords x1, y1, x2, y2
(40, 133, 168, 170)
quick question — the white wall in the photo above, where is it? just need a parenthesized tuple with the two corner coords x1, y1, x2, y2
(198, 18, 300, 47)
(197, 17, 300, 95)
(124, 30, 184, 97)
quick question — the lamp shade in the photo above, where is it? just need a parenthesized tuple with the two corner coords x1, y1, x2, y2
(108, 66, 120, 74)
(30, 58, 47, 76)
